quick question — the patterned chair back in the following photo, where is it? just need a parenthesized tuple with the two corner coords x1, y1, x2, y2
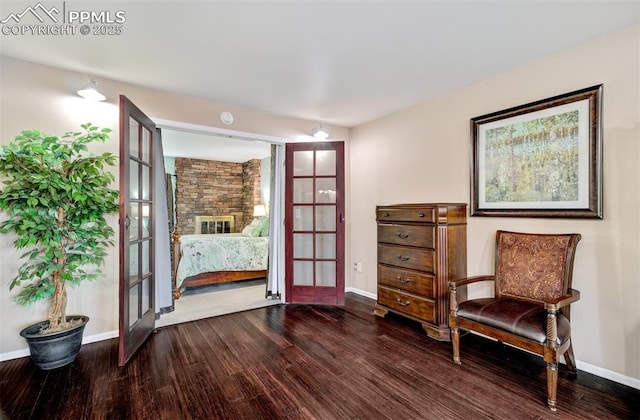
(494, 230, 582, 304)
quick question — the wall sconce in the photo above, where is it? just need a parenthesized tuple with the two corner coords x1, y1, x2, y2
(311, 124, 329, 140)
(253, 204, 267, 217)
(77, 80, 106, 101)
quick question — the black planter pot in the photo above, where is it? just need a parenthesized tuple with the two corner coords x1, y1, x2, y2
(19, 315, 89, 370)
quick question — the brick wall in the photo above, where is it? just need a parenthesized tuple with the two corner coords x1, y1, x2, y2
(242, 159, 262, 228)
(175, 158, 261, 234)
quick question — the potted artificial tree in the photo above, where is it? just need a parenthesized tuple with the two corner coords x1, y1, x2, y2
(0, 123, 119, 369)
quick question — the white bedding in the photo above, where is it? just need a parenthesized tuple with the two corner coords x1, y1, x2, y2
(176, 233, 268, 288)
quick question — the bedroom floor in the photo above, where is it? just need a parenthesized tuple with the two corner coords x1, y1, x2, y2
(156, 279, 280, 327)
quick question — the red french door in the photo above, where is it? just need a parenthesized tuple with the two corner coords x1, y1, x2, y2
(285, 141, 345, 305)
(118, 95, 156, 366)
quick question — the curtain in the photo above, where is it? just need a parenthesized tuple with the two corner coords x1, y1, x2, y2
(266, 144, 284, 299)
(154, 128, 174, 313)
(165, 173, 175, 232)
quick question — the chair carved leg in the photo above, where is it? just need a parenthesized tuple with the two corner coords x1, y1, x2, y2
(451, 325, 461, 364)
(449, 285, 462, 364)
(563, 341, 578, 375)
(546, 362, 558, 411)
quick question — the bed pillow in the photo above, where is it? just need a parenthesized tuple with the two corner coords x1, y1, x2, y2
(258, 217, 269, 237)
(242, 218, 262, 237)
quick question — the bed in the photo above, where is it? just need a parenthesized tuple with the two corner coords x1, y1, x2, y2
(172, 216, 269, 299)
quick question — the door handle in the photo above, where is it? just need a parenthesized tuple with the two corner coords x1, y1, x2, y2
(124, 215, 131, 229)
(339, 214, 345, 224)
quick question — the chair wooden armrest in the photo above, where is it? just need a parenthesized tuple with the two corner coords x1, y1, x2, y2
(449, 275, 495, 289)
(544, 289, 581, 312)
(449, 275, 495, 312)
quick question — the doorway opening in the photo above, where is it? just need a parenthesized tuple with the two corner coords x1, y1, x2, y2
(152, 119, 286, 327)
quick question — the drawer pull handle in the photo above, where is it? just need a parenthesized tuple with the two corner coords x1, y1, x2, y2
(396, 298, 410, 306)
(396, 276, 412, 285)
(418, 213, 425, 217)
(396, 232, 410, 239)
(397, 255, 410, 262)
(383, 212, 390, 217)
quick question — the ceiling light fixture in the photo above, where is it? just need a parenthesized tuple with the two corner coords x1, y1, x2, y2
(77, 80, 106, 101)
(311, 124, 329, 140)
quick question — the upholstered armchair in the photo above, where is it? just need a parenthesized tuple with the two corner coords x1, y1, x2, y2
(449, 230, 581, 411)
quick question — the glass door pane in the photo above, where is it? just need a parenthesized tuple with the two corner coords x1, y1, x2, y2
(129, 118, 139, 158)
(315, 150, 336, 176)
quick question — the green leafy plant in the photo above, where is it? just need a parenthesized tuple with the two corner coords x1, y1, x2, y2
(0, 123, 119, 332)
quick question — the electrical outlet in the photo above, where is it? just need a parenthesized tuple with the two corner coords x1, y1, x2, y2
(354, 262, 363, 272)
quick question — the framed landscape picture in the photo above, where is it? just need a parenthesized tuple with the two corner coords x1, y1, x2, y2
(470, 85, 603, 218)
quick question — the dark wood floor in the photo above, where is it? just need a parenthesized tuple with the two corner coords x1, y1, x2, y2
(1, 293, 638, 420)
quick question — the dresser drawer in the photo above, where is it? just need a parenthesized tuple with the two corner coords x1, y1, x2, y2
(378, 244, 435, 272)
(378, 286, 435, 323)
(377, 207, 436, 223)
(378, 224, 435, 248)
(378, 265, 435, 298)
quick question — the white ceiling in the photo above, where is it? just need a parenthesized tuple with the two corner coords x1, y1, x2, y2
(0, 1, 638, 129)
(161, 129, 272, 162)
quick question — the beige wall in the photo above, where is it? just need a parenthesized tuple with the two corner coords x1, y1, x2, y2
(0, 56, 349, 355)
(347, 25, 639, 382)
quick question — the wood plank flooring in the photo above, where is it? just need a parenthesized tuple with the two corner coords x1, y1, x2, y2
(0, 293, 638, 419)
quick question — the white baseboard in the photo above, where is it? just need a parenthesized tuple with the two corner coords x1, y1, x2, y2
(0, 330, 118, 363)
(0, 348, 30, 362)
(577, 360, 640, 390)
(345, 287, 640, 391)
(345, 286, 376, 300)
(83, 330, 119, 344)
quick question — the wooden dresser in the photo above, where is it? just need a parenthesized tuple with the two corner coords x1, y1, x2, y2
(374, 203, 467, 341)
